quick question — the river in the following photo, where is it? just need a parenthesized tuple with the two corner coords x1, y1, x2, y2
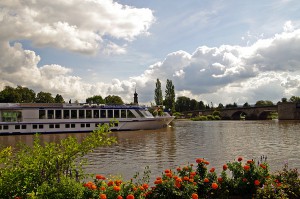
(1, 120, 299, 182)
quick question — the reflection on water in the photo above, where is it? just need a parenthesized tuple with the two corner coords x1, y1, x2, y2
(1, 120, 300, 182)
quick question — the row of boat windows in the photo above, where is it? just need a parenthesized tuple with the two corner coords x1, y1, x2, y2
(0, 123, 117, 131)
(38, 109, 142, 119)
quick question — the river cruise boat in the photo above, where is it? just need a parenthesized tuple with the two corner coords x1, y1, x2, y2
(0, 103, 175, 135)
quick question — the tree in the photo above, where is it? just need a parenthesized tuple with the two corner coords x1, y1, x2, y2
(198, 101, 206, 110)
(86, 95, 104, 104)
(255, 100, 273, 107)
(175, 96, 190, 112)
(35, 92, 55, 103)
(190, 99, 199, 111)
(217, 103, 224, 109)
(154, 78, 163, 105)
(289, 96, 300, 103)
(104, 95, 123, 105)
(281, 98, 287, 102)
(54, 94, 65, 103)
(0, 86, 21, 103)
(164, 79, 175, 112)
(16, 85, 36, 103)
(243, 102, 251, 107)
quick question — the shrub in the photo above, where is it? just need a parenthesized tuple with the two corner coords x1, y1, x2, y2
(0, 124, 116, 199)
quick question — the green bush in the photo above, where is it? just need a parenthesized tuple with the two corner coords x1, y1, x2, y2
(0, 124, 116, 199)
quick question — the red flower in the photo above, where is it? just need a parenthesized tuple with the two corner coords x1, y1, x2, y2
(183, 176, 189, 181)
(217, 177, 223, 183)
(165, 169, 171, 173)
(244, 165, 250, 171)
(211, 182, 218, 189)
(254, 180, 260, 186)
(243, 178, 247, 182)
(196, 158, 204, 163)
(142, 183, 149, 190)
(247, 160, 254, 164)
(204, 178, 209, 183)
(99, 194, 107, 199)
(260, 164, 267, 169)
(108, 180, 114, 186)
(114, 186, 121, 192)
(223, 164, 228, 171)
(117, 196, 123, 199)
(176, 167, 181, 172)
(126, 194, 135, 199)
(96, 174, 105, 180)
(210, 167, 215, 173)
(192, 193, 198, 199)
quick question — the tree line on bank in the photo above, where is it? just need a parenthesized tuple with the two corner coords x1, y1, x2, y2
(1, 84, 300, 113)
(0, 86, 124, 105)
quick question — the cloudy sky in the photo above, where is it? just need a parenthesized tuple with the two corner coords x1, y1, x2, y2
(1, 0, 300, 105)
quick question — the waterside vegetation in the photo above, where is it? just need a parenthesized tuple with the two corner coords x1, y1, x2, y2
(0, 126, 299, 199)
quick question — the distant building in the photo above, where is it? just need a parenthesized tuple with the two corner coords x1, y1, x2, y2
(133, 89, 138, 105)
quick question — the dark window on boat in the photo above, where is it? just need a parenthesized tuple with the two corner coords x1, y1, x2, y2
(55, 110, 62, 119)
(114, 122, 118, 127)
(136, 110, 145, 118)
(86, 110, 92, 118)
(86, 123, 90, 127)
(39, 125, 44, 129)
(81, 123, 85, 128)
(127, 110, 136, 118)
(48, 110, 54, 119)
(15, 125, 20, 129)
(114, 110, 120, 118)
(79, 110, 85, 119)
(65, 124, 70, 128)
(21, 125, 26, 129)
(64, 110, 70, 119)
(93, 110, 99, 118)
(107, 110, 113, 118)
(49, 124, 54, 128)
(100, 110, 106, 118)
(71, 124, 75, 128)
(39, 110, 46, 119)
(33, 125, 37, 129)
(3, 125, 8, 130)
(55, 124, 60, 128)
(71, 110, 77, 119)
(2, 111, 22, 122)
(121, 110, 126, 118)
(0, 125, 2, 130)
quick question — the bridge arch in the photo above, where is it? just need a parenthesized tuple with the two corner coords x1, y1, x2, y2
(231, 111, 247, 120)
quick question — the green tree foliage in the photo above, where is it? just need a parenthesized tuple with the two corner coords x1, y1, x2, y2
(0, 86, 21, 103)
(16, 86, 36, 103)
(289, 96, 300, 103)
(0, 124, 117, 198)
(154, 78, 163, 105)
(255, 100, 274, 107)
(225, 102, 238, 108)
(104, 95, 123, 105)
(86, 95, 105, 104)
(54, 94, 65, 103)
(198, 101, 206, 110)
(243, 102, 251, 107)
(164, 79, 175, 112)
(175, 96, 191, 112)
(190, 99, 199, 111)
(281, 97, 288, 102)
(35, 91, 55, 103)
(217, 103, 224, 109)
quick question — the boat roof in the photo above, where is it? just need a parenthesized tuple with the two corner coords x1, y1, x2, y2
(0, 103, 146, 110)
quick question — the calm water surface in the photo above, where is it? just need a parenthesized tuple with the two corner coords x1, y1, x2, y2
(1, 120, 299, 181)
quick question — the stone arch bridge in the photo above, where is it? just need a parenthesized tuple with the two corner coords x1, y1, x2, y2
(184, 105, 278, 120)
